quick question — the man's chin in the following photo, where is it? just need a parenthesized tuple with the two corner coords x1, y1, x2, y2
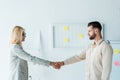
(89, 38, 94, 40)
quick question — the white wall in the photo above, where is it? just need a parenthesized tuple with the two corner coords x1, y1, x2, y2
(0, 0, 120, 80)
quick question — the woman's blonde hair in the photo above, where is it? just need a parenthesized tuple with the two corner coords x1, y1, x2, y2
(11, 26, 25, 45)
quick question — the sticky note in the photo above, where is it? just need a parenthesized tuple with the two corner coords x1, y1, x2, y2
(78, 34, 84, 39)
(64, 26, 69, 31)
(114, 61, 120, 66)
(64, 38, 69, 42)
(114, 49, 120, 54)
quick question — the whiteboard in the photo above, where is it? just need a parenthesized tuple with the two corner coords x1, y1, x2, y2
(53, 23, 103, 48)
(110, 41, 120, 80)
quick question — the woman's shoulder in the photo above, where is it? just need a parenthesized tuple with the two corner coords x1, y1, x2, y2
(10, 44, 22, 49)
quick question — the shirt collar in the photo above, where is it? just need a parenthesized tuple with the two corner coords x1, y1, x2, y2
(93, 39, 104, 46)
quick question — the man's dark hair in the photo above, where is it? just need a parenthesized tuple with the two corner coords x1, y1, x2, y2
(88, 21, 102, 31)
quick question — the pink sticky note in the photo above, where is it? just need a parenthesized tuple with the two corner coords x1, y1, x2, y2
(114, 61, 120, 66)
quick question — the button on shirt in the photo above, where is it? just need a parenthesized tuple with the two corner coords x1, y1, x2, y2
(64, 39, 113, 80)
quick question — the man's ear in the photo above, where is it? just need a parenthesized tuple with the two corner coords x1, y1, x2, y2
(95, 28, 99, 33)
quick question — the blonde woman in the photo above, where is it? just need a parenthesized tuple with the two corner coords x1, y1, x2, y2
(9, 26, 58, 80)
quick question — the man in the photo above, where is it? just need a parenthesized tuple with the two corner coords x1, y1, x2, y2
(55, 21, 113, 80)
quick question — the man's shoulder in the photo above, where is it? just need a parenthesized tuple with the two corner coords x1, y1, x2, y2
(102, 40, 111, 45)
(101, 40, 113, 49)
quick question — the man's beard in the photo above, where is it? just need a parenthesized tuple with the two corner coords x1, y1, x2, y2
(89, 33, 96, 40)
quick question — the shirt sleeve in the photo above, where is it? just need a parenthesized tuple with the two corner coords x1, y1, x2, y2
(12, 45, 50, 67)
(101, 44, 113, 80)
(64, 50, 86, 65)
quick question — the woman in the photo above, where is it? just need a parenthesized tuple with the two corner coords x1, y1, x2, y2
(9, 26, 56, 80)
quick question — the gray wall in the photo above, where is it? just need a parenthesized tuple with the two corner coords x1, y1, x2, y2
(0, 0, 120, 80)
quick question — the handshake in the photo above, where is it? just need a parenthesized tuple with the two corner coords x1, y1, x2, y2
(50, 61, 64, 69)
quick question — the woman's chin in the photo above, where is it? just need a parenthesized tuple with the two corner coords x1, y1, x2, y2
(22, 39, 25, 41)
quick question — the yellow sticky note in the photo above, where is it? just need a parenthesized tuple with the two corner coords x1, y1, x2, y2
(64, 38, 69, 42)
(114, 49, 120, 54)
(64, 26, 69, 31)
(78, 34, 84, 39)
